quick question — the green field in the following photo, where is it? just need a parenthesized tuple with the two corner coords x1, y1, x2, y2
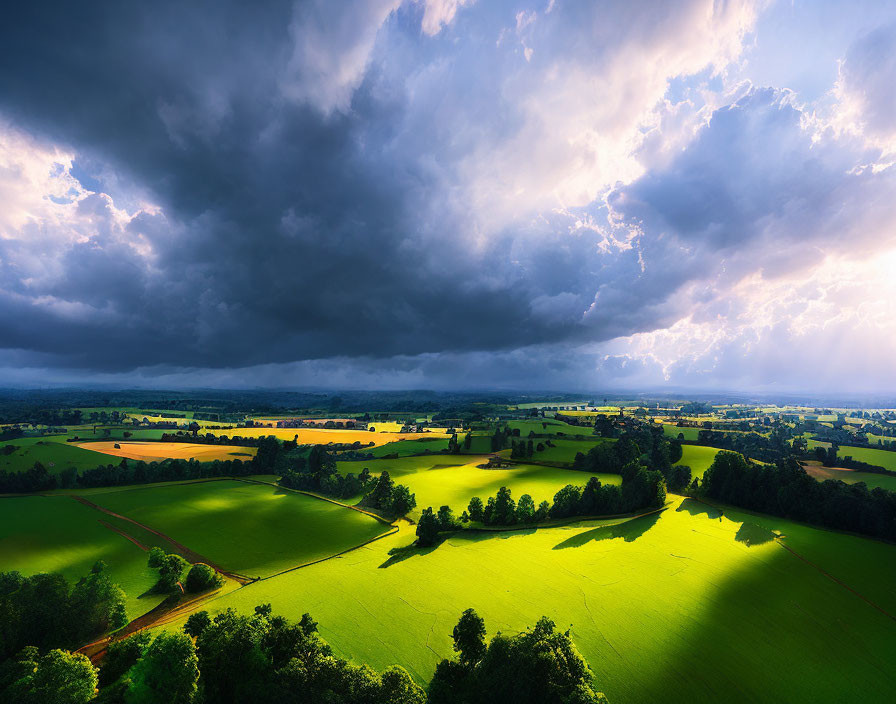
(0, 495, 167, 618)
(162, 495, 896, 703)
(87, 480, 390, 579)
(0, 439, 121, 475)
(675, 445, 721, 481)
(337, 455, 621, 517)
(836, 445, 896, 471)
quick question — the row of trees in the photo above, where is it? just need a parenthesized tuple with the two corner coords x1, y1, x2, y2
(701, 452, 896, 541)
(417, 470, 667, 545)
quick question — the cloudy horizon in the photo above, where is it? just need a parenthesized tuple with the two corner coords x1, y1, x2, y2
(1, 0, 895, 394)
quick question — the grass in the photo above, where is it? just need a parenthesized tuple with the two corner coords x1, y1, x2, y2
(0, 495, 167, 618)
(504, 419, 581, 435)
(87, 480, 390, 579)
(835, 446, 896, 472)
(77, 441, 257, 463)
(675, 445, 721, 482)
(802, 463, 896, 491)
(336, 455, 621, 517)
(161, 495, 896, 703)
(0, 439, 123, 475)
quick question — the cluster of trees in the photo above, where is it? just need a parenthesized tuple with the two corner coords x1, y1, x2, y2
(694, 428, 794, 464)
(97, 605, 427, 704)
(413, 469, 667, 546)
(701, 452, 896, 541)
(463, 469, 666, 530)
(0, 563, 126, 663)
(416, 506, 461, 546)
(279, 446, 368, 499)
(145, 548, 223, 594)
(429, 609, 608, 704)
(359, 471, 417, 517)
(571, 431, 691, 492)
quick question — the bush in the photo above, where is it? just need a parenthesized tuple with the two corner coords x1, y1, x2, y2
(185, 563, 223, 593)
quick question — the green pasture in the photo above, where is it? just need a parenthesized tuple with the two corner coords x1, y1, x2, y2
(165, 495, 896, 703)
(88, 480, 389, 579)
(836, 446, 896, 471)
(504, 418, 581, 435)
(0, 495, 167, 618)
(337, 455, 621, 517)
(675, 445, 721, 482)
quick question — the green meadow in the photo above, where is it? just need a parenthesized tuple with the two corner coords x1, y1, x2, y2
(675, 445, 721, 481)
(161, 495, 896, 703)
(87, 480, 390, 579)
(662, 424, 699, 441)
(366, 436, 451, 457)
(336, 456, 621, 517)
(0, 495, 167, 618)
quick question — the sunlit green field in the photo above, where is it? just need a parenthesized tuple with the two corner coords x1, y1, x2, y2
(336, 455, 621, 517)
(87, 480, 390, 579)
(161, 495, 896, 703)
(0, 495, 166, 618)
(836, 445, 896, 471)
(674, 445, 721, 481)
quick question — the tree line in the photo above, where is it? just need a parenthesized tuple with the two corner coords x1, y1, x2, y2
(700, 452, 896, 541)
(416, 469, 666, 546)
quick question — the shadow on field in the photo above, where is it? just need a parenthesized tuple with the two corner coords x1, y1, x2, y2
(378, 527, 537, 568)
(379, 540, 442, 568)
(552, 511, 662, 550)
(676, 498, 723, 520)
(734, 522, 777, 547)
(635, 539, 896, 703)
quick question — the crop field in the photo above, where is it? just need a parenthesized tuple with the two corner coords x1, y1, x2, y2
(675, 445, 721, 482)
(803, 463, 896, 491)
(0, 495, 168, 618)
(336, 455, 621, 516)
(160, 495, 896, 703)
(87, 480, 390, 579)
(204, 427, 440, 446)
(0, 439, 121, 475)
(78, 441, 257, 463)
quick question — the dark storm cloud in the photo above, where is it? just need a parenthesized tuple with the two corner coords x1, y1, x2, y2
(0, 0, 616, 373)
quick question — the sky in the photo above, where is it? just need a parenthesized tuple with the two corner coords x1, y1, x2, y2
(0, 0, 895, 393)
